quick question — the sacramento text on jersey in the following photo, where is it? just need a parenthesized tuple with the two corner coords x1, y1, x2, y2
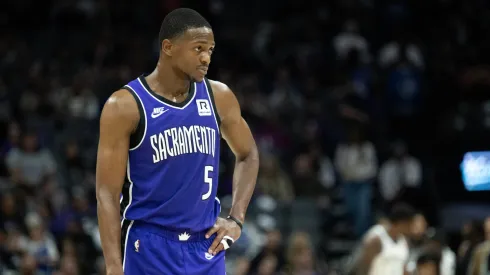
(460, 151, 490, 191)
(150, 125, 217, 163)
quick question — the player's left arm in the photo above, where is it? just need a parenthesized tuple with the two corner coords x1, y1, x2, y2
(205, 80, 259, 255)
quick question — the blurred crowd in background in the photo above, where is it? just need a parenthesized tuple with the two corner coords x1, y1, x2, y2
(1, 0, 490, 274)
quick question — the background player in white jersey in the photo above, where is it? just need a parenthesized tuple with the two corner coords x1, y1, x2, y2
(355, 203, 416, 275)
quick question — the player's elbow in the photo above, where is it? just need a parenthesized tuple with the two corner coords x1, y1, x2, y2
(95, 188, 107, 205)
(243, 141, 259, 164)
(95, 183, 120, 205)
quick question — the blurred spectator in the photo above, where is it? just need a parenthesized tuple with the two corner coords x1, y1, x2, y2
(234, 257, 252, 275)
(54, 255, 79, 275)
(457, 220, 485, 275)
(318, 153, 336, 190)
(425, 230, 456, 275)
(268, 68, 303, 116)
(335, 125, 377, 236)
(256, 154, 295, 203)
(0, 78, 12, 121)
(1, 192, 27, 272)
(49, 191, 98, 274)
(95, 256, 105, 275)
(378, 34, 424, 70)
(384, 55, 424, 140)
(292, 153, 326, 198)
(64, 219, 98, 274)
(346, 50, 375, 106)
(60, 140, 86, 188)
(60, 238, 77, 258)
(284, 232, 319, 275)
(249, 229, 286, 274)
(0, 122, 21, 177)
(333, 20, 370, 64)
(66, 87, 99, 120)
(379, 141, 422, 208)
(459, 66, 490, 96)
(255, 254, 279, 275)
(6, 132, 56, 195)
(0, 192, 26, 233)
(254, 115, 291, 155)
(415, 252, 441, 275)
(19, 90, 41, 117)
(468, 217, 490, 275)
(19, 253, 38, 275)
(23, 212, 60, 274)
(236, 74, 269, 125)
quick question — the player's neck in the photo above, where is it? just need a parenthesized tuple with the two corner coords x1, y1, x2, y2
(386, 225, 400, 240)
(147, 65, 191, 99)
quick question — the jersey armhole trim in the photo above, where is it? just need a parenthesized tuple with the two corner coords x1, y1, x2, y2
(203, 78, 221, 132)
(122, 86, 147, 151)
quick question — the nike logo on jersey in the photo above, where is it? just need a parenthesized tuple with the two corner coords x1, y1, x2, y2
(151, 107, 168, 118)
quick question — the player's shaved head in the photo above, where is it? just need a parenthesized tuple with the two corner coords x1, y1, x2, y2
(159, 8, 212, 43)
(388, 203, 416, 223)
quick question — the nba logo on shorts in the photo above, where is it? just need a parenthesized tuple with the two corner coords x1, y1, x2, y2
(134, 240, 140, 252)
(461, 151, 490, 191)
(196, 99, 212, 116)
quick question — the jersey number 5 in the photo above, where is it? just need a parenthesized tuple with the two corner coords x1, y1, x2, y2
(202, 165, 213, 200)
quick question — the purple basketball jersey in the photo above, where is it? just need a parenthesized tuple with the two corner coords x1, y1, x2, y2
(120, 76, 221, 232)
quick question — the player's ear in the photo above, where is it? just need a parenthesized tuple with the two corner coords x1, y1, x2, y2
(162, 39, 173, 57)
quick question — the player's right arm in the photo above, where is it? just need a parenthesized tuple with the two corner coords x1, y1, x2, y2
(96, 89, 139, 274)
(355, 236, 382, 275)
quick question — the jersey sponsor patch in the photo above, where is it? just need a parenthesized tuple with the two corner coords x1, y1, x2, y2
(196, 99, 212, 116)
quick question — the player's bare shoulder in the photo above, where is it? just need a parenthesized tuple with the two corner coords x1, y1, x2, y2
(363, 233, 382, 246)
(206, 79, 240, 122)
(361, 233, 382, 258)
(100, 89, 140, 135)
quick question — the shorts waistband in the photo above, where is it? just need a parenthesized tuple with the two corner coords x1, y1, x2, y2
(131, 221, 209, 242)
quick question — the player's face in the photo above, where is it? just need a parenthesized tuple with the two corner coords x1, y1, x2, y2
(174, 27, 215, 82)
(410, 214, 428, 241)
(395, 219, 414, 236)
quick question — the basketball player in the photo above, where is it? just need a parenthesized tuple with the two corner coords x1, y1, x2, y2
(95, 8, 259, 275)
(355, 203, 416, 275)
